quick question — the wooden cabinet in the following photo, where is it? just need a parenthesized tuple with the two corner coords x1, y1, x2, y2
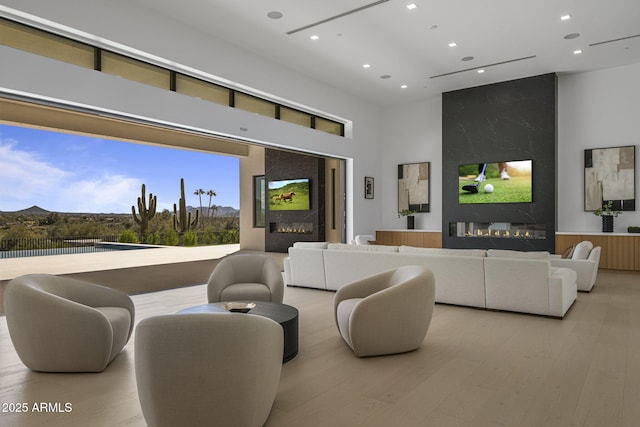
(375, 230, 442, 248)
(556, 233, 640, 271)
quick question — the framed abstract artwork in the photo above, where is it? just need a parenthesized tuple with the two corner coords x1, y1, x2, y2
(584, 145, 636, 211)
(398, 162, 430, 213)
(364, 176, 374, 199)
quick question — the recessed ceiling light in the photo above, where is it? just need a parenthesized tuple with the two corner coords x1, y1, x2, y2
(573, 49, 583, 55)
(561, 14, 571, 21)
(401, 85, 408, 89)
(362, 64, 371, 68)
(267, 11, 283, 19)
(310, 35, 319, 41)
(564, 33, 580, 40)
(406, 4, 417, 10)
(477, 69, 485, 74)
(448, 42, 457, 48)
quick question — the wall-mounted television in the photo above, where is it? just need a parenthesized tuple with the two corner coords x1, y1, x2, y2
(268, 178, 311, 210)
(458, 160, 532, 204)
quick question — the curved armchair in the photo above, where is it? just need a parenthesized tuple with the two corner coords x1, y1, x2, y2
(4, 274, 135, 372)
(135, 313, 283, 427)
(207, 254, 284, 303)
(551, 245, 601, 292)
(333, 265, 435, 357)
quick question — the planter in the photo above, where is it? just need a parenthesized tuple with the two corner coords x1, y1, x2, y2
(602, 215, 614, 233)
(407, 216, 415, 230)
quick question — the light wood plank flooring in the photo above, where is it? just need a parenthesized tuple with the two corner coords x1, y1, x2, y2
(1, 269, 639, 427)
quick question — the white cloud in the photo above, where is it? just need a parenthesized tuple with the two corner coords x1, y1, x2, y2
(0, 140, 141, 213)
(60, 174, 143, 213)
(0, 140, 71, 208)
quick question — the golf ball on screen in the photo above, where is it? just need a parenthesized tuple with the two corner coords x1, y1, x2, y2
(484, 184, 494, 193)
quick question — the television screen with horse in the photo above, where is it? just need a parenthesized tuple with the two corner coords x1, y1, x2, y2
(268, 178, 311, 210)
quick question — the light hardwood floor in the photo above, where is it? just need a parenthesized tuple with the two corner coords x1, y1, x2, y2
(1, 269, 639, 427)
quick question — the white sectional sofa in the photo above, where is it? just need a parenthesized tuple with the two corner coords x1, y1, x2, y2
(284, 242, 578, 318)
(484, 249, 577, 317)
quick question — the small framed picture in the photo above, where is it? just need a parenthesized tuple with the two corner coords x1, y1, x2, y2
(365, 176, 374, 199)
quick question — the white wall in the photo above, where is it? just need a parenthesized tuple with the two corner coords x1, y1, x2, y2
(381, 96, 442, 231)
(558, 63, 640, 233)
(0, 0, 385, 241)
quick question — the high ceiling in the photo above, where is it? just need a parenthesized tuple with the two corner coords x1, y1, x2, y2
(120, 1, 640, 105)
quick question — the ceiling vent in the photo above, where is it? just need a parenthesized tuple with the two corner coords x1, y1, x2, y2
(589, 34, 640, 47)
(287, 0, 391, 35)
(430, 55, 537, 79)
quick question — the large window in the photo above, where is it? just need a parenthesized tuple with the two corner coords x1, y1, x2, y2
(101, 51, 171, 89)
(1, 18, 345, 137)
(0, 18, 94, 69)
(175, 74, 230, 106)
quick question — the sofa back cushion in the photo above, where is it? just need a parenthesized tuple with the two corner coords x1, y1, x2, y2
(327, 243, 399, 252)
(292, 242, 329, 249)
(571, 241, 593, 260)
(486, 249, 550, 261)
(399, 246, 486, 257)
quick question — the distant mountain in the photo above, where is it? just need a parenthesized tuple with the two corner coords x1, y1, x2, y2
(1, 205, 238, 217)
(8, 205, 51, 215)
(186, 206, 239, 217)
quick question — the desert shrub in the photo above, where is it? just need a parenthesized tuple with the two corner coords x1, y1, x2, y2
(201, 227, 217, 245)
(118, 229, 139, 244)
(145, 232, 160, 245)
(182, 230, 198, 247)
(162, 229, 179, 246)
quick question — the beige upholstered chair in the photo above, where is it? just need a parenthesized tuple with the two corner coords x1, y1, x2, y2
(333, 265, 436, 357)
(4, 274, 134, 372)
(551, 242, 601, 292)
(135, 313, 283, 427)
(207, 254, 284, 303)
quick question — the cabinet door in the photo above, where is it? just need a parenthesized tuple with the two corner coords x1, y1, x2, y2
(606, 235, 636, 270)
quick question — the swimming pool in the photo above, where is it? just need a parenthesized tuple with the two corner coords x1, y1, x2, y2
(0, 242, 158, 259)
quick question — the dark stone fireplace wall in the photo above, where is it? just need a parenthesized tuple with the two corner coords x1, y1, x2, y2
(442, 73, 557, 252)
(265, 149, 325, 252)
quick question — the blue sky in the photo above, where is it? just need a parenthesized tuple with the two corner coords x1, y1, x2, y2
(0, 124, 239, 213)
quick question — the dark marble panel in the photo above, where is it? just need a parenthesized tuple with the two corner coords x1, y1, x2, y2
(265, 149, 325, 252)
(442, 74, 557, 252)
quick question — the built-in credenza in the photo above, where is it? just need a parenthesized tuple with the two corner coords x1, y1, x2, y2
(556, 232, 640, 271)
(375, 230, 442, 248)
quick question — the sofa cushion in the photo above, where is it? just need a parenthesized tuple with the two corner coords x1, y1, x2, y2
(399, 246, 486, 257)
(293, 241, 329, 249)
(327, 243, 399, 252)
(486, 249, 550, 261)
(572, 241, 593, 260)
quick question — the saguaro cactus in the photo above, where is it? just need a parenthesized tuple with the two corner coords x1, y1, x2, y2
(132, 184, 157, 238)
(173, 178, 198, 233)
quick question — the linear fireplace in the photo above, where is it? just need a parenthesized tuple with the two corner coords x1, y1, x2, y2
(449, 222, 546, 240)
(269, 222, 313, 234)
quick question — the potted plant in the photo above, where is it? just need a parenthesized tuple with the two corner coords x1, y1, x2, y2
(593, 201, 622, 232)
(398, 209, 417, 230)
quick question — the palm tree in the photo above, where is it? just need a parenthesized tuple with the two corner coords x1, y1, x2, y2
(206, 189, 217, 219)
(194, 189, 205, 226)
